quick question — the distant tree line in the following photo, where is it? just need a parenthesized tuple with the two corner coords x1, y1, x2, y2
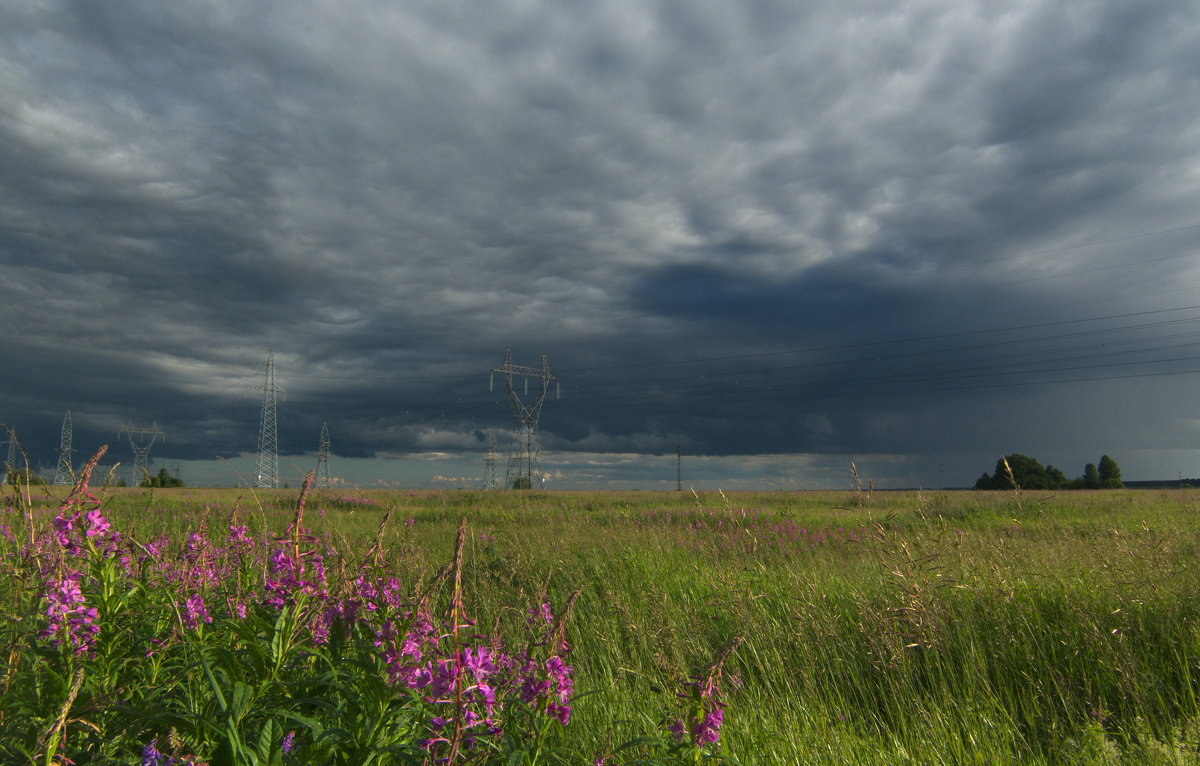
(141, 467, 185, 488)
(975, 454, 1123, 490)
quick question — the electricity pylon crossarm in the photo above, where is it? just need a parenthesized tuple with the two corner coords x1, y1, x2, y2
(489, 350, 558, 490)
(120, 421, 164, 487)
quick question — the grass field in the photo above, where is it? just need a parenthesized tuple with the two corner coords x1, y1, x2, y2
(5, 467, 1200, 764)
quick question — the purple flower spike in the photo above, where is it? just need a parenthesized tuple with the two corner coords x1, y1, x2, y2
(41, 570, 99, 654)
(84, 509, 110, 538)
(141, 738, 166, 766)
(183, 594, 212, 630)
(693, 706, 724, 745)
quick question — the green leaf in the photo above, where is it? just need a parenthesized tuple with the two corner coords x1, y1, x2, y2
(196, 652, 228, 715)
(229, 681, 253, 721)
(278, 709, 327, 738)
(256, 718, 283, 766)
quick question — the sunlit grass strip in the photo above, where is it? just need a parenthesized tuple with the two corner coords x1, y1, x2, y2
(0, 451, 739, 765)
(6, 470, 1200, 763)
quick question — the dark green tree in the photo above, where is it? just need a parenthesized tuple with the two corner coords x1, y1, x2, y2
(1082, 463, 1101, 489)
(974, 472, 996, 490)
(1045, 464, 1067, 487)
(975, 454, 1067, 490)
(141, 467, 184, 488)
(1098, 455, 1124, 488)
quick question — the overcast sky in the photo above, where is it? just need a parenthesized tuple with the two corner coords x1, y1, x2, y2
(3, 0, 1200, 490)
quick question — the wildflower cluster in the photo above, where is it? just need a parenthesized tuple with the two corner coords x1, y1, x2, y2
(2, 451, 737, 765)
(39, 449, 115, 655)
(669, 635, 744, 752)
(40, 569, 100, 654)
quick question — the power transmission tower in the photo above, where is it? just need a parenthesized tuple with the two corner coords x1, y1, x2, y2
(54, 410, 75, 486)
(2, 427, 16, 485)
(490, 350, 558, 490)
(250, 351, 284, 489)
(482, 430, 498, 490)
(315, 422, 332, 489)
(676, 439, 683, 491)
(121, 421, 163, 487)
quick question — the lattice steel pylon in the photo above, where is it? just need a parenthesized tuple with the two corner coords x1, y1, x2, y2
(482, 429, 499, 490)
(676, 439, 683, 492)
(315, 422, 332, 489)
(2, 427, 17, 485)
(54, 410, 75, 486)
(490, 350, 558, 490)
(251, 351, 284, 489)
(121, 421, 163, 487)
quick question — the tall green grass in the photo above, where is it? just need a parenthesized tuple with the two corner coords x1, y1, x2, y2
(9, 480, 1200, 763)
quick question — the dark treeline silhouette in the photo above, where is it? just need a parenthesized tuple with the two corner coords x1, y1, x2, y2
(141, 467, 185, 488)
(975, 454, 1124, 490)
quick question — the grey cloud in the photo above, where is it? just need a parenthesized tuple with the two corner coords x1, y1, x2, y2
(2, 1, 1199, 486)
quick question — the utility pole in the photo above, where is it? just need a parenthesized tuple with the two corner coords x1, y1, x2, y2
(490, 350, 558, 490)
(250, 351, 284, 489)
(120, 421, 164, 486)
(53, 410, 74, 486)
(482, 429, 498, 490)
(315, 422, 332, 489)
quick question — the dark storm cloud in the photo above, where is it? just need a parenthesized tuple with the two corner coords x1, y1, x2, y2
(2, 0, 1200, 486)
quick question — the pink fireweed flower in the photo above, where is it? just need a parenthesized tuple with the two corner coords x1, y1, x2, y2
(227, 524, 253, 546)
(41, 570, 100, 654)
(355, 573, 380, 611)
(143, 534, 169, 560)
(375, 613, 437, 688)
(546, 702, 571, 725)
(463, 645, 497, 684)
(263, 545, 326, 607)
(670, 638, 740, 750)
(519, 659, 552, 704)
(183, 594, 212, 630)
(227, 598, 249, 619)
(667, 718, 686, 742)
(546, 655, 574, 702)
(51, 513, 80, 554)
(428, 657, 459, 701)
(515, 651, 574, 725)
(528, 602, 554, 629)
(693, 707, 724, 745)
(84, 508, 110, 538)
(310, 606, 332, 645)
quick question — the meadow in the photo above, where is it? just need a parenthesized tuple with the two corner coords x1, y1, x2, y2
(4, 453, 1200, 764)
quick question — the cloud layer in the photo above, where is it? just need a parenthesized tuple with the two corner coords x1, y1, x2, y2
(3, 0, 1200, 487)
